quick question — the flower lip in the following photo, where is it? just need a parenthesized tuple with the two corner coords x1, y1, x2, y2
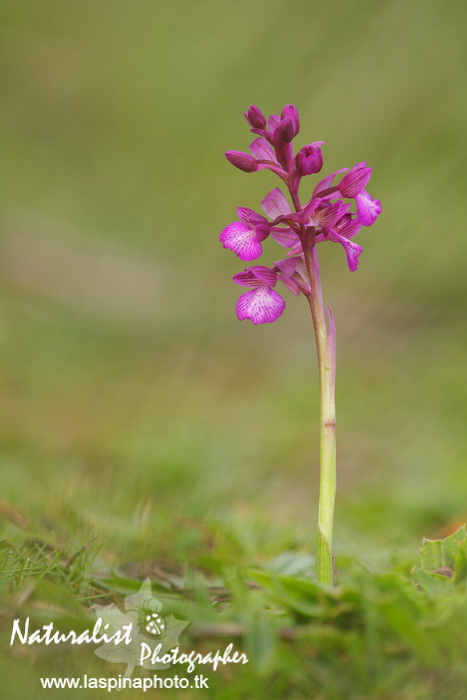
(236, 286, 286, 324)
(355, 190, 382, 226)
(233, 265, 285, 324)
(219, 222, 264, 261)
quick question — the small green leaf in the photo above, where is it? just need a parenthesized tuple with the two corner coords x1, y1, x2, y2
(420, 524, 466, 576)
(316, 527, 333, 586)
(264, 551, 315, 577)
(453, 537, 467, 584)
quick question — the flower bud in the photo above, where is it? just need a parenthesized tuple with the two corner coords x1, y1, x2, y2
(280, 104, 300, 138)
(295, 145, 323, 175)
(339, 162, 372, 197)
(244, 105, 267, 129)
(275, 117, 295, 144)
(225, 150, 258, 173)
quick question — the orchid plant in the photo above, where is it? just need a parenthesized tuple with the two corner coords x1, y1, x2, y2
(219, 104, 381, 585)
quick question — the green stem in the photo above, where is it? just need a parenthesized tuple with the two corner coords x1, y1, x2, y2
(304, 244, 336, 585)
(288, 184, 336, 584)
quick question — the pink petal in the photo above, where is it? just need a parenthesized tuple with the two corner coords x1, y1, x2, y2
(250, 127, 271, 140)
(278, 255, 310, 293)
(278, 276, 301, 296)
(237, 207, 266, 226)
(270, 227, 300, 248)
(310, 201, 350, 227)
(261, 188, 292, 219)
(232, 271, 260, 289)
(295, 257, 308, 277)
(249, 265, 278, 286)
(335, 214, 362, 239)
(274, 257, 298, 277)
(219, 222, 263, 261)
(356, 190, 382, 226)
(286, 241, 303, 257)
(327, 230, 364, 271)
(313, 168, 348, 197)
(236, 286, 286, 325)
(249, 138, 278, 163)
(268, 115, 281, 132)
(275, 257, 306, 295)
(233, 265, 277, 288)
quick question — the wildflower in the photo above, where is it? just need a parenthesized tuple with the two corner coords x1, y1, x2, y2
(218, 103, 383, 586)
(233, 257, 309, 324)
(355, 190, 382, 226)
(233, 266, 286, 325)
(219, 191, 299, 261)
(219, 209, 270, 261)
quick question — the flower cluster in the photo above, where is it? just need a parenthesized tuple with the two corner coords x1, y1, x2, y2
(219, 104, 381, 324)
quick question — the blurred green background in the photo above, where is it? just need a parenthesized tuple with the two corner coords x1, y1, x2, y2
(1, 0, 466, 695)
(1, 0, 466, 553)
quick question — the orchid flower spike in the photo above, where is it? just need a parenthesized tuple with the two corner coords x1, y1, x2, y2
(219, 104, 381, 324)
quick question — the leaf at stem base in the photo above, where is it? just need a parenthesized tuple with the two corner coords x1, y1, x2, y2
(316, 527, 333, 586)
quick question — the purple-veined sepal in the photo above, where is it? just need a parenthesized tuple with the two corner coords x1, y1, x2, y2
(261, 188, 292, 219)
(312, 168, 348, 198)
(339, 162, 372, 198)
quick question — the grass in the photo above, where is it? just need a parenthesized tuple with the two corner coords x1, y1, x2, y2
(1, 0, 467, 697)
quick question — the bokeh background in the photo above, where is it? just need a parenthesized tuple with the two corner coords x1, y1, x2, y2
(1, 0, 466, 692)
